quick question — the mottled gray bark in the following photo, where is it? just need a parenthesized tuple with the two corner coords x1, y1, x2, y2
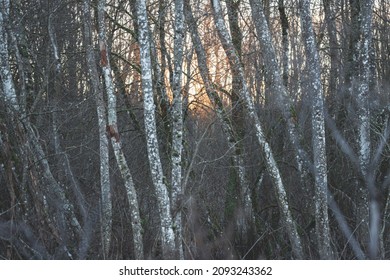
(356, 0, 377, 259)
(299, 0, 333, 259)
(342, 0, 374, 257)
(171, 0, 185, 260)
(96, 0, 144, 259)
(136, 0, 176, 259)
(0, 0, 19, 113)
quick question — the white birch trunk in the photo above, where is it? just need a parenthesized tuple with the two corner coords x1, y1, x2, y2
(211, 0, 303, 259)
(299, 0, 333, 259)
(171, 0, 185, 260)
(96, 0, 144, 259)
(136, 0, 176, 259)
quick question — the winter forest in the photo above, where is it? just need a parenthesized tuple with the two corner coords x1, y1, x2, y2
(0, 0, 389, 260)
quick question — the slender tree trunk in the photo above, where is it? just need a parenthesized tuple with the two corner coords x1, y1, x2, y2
(278, 0, 289, 86)
(96, 0, 144, 259)
(226, 0, 244, 139)
(323, 0, 339, 96)
(225, 0, 253, 238)
(152, 1, 172, 153)
(136, 0, 175, 259)
(156, 0, 173, 116)
(356, 0, 377, 259)
(171, 0, 185, 260)
(82, 0, 112, 258)
(299, 0, 333, 259)
(344, 0, 373, 255)
(210, 0, 304, 259)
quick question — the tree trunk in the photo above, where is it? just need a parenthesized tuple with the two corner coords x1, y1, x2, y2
(82, 0, 112, 258)
(171, 0, 185, 260)
(278, 0, 289, 86)
(355, 0, 377, 259)
(225, 0, 253, 244)
(96, 0, 144, 259)
(136, 0, 176, 259)
(299, 0, 333, 259)
(323, 0, 339, 96)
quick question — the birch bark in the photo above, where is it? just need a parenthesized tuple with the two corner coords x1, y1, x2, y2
(299, 0, 333, 259)
(96, 0, 144, 259)
(343, 0, 374, 256)
(0, 0, 19, 113)
(136, 0, 176, 259)
(356, 0, 377, 259)
(171, 0, 185, 259)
